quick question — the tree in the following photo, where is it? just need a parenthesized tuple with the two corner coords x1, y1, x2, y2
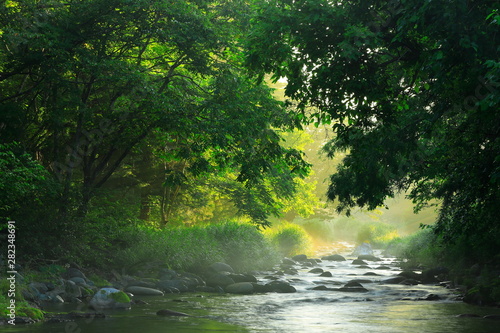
(0, 0, 309, 234)
(245, 0, 499, 254)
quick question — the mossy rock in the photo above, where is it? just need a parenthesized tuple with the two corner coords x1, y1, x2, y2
(81, 286, 94, 296)
(90, 288, 131, 310)
(17, 307, 45, 321)
(108, 291, 130, 304)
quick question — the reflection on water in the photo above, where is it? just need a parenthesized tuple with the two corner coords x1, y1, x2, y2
(4, 243, 500, 333)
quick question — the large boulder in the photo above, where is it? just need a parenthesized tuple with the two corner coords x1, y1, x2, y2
(89, 288, 131, 310)
(229, 273, 257, 283)
(225, 282, 254, 294)
(351, 243, 374, 256)
(206, 273, 235, 287)
(208, 262, 234, 273)
(63, 280, 82, 299)
(125, 279, 157, 289)
(398, 271, 422, 280)
(29, 282, 49, 294)
(352, 259, 368, 265)
(66, 268, 87, 280)
(292, 254, 308, 262)
(176, 272, 205, 290)
(264, 281, 296, 293)
(321, 254, 346, 261)
(179, 272, 205, 286)
(159, 268, 178, 281)
(282, 258, 296, 265)
(157, 279, 189, 293)
(125, 286, 164, 296)
(382, 276, 406, 284)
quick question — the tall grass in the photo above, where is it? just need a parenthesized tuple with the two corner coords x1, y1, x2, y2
(110, 221, 280, 274)
(264, 223, 312, 257)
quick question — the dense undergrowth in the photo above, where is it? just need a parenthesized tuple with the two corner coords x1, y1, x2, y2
(112, 222, 282, 274)
(1, 220, 308, 321)
(385, 229, 500, 306)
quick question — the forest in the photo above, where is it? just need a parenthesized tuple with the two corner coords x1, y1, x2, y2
(0, 0, 499, 323)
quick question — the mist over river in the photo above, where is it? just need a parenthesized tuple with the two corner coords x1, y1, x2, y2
(3, 243, 500, 333)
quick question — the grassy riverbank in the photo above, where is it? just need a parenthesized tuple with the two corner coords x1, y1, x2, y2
(1, 221, 313, 322)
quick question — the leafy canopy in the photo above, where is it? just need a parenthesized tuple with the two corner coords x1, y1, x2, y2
(0, 0, 310, 236)
(245, 0, 499, 249)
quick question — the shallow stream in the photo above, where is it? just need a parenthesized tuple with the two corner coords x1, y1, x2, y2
(4, 243, 500, 332)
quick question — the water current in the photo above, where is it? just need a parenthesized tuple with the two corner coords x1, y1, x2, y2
(4, 243, 500, 332)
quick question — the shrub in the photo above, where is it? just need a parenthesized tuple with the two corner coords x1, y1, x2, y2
(205, 222, 280, 271)
(266, 223, 312, 257)
(356, 222, 399, 247)
(108, 221, 280, 274)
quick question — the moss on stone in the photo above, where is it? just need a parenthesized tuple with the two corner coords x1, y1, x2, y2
(17, 307, 45, 321)
(109, 291, 130, 304)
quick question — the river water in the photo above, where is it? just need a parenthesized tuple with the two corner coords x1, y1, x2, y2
(4, 243, 500, 332)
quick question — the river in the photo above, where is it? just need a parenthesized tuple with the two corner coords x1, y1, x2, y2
(4, 243, 500, 332)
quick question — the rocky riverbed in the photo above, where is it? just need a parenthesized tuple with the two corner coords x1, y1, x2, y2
(3, 243, 500, 331)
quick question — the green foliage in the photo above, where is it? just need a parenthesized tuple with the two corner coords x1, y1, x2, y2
(388, 230, 500, 305)
(386, 229, 439, 266)
(0, 0, 310, 237)
(246, 0, 499, 263)
(204, 222, 280, 271)
(88, 274, 111, 288)
(16, 307, 45, 321)
(110, 222, 280, 273)
(355, 223, 399, 247)
(265, 223, 312, 257)
(0, 143, 52, 222)
(0, 279, 42, 321)
(24, 264, 66, 284)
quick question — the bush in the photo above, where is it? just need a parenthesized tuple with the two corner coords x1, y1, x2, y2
(265, 223, 312, 257)
(205, 222, 280, 271)
(356, 222, 399, 247)
(108, 221, 280, 274)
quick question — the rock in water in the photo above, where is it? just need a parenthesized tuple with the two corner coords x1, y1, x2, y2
(89, 288, 131, 310)
(157, 309, 189, 317)
(264, 281, 297, 293)
(351, 243, 374, 256)
(125, 286, 164, 296)
(352, 259, 368, 265)
(483, 315, 500, 320)
(225, 282, 254, 294)
(292, 254, 308, 262)
(206, 273, 235, 287)
(456, 314, 481, 318)
(321, 254, 346, 261)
